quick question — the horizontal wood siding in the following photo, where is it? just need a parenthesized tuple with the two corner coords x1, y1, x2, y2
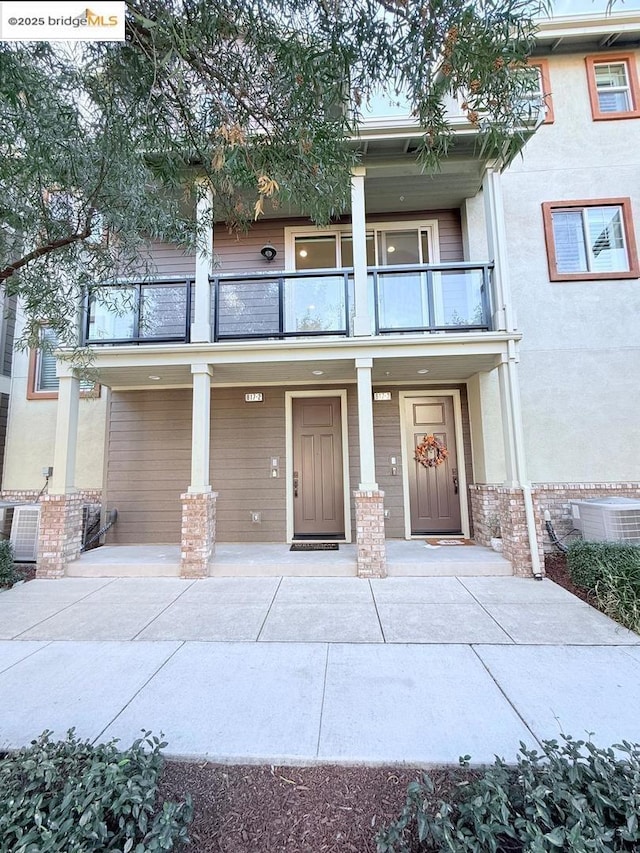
(106, 390, 191, 544)
(137, 240, 196, 278)
(214, 210, 464, 271)
(0, 393, 8, 487)
(210, 387, 286, 542)
(1, 296, 16, 377)
(214, 221, 288, 272)
(105, 382, 473, 545)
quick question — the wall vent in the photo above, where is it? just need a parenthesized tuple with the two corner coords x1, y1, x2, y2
(570, 497, 640, 545)
(10, 505, 41, 562)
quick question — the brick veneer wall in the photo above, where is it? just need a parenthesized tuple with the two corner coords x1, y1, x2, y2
(354, 489, 387, 578)
(180, 491, 218, 578)
(533, 483, 640, 552)
(469, 484, 545, 577)
(36, 494, 85, 578)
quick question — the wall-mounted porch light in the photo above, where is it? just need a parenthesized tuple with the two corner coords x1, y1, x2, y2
(260, 243, 277, 262)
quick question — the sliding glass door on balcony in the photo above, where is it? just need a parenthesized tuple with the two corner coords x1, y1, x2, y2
(376, 228, 431, 330)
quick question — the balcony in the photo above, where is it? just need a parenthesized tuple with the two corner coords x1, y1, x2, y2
(83, 263, 494, 346)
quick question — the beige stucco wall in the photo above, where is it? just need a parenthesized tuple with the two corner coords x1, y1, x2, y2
(2, 330, 108, 492)
(502, 50, 640, 483)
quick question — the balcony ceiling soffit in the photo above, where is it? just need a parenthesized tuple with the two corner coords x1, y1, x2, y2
(89, 351, 500, 390)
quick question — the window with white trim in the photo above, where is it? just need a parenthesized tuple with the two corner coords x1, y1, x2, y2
(586, 54, 640, 120)
(542, 199, 639, 281)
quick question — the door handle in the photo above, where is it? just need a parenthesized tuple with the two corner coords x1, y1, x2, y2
(293, 471, 299, 498)
(452, 468, 459, 495)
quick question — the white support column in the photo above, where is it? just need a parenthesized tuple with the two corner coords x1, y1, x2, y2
(355, 357, 377, 489)
(191, 181, 213, 343)
(496, 356, 517, 488)
(189, 363, 212, 493)
(351, 167, 371, 337)
(49, 363, 80, 495)
(483, 166, 515, 333)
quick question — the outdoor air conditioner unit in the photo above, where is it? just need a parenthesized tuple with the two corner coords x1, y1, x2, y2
(569, 497, 640, 545)
(10, 505, 41, 562)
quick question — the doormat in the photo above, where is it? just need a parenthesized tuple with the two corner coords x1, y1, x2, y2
(426, 538, 474, 547)
(290, 543, 340, 551)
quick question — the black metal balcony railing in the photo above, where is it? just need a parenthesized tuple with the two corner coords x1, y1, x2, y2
(83, 263, 493, 345)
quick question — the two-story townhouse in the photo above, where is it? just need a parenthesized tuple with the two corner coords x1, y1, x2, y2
(3, 9, 638, 580)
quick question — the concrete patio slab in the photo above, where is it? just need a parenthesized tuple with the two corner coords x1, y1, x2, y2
(137, 578, 280, 641)
(18, 579, 194, 641)
(476, 645, 640, 746)
(0, 579, 115, 639)
(317, 644, 537, 765)
(370, 577, 473, 603)
(460, 577, 579, 604)
(258, 577, 383, 643)
(624, 645, 640, 663)
(385, 541, 512, 577)
(101, 642, 328, 762)
(67, 546, 181, 577)
(0, 640, 50, 673)
(0, 641, 180, 749)
(482, 602, 640, 645)
(210, 544, 358, 578)
(376, 601, 513, 644)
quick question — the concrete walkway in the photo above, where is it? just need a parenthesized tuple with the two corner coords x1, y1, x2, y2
(1, 576, 639, 765)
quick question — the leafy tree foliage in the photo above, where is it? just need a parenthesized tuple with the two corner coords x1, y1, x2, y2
(0, 0, 546, 346)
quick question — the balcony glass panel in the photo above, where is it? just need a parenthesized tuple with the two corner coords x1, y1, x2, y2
(139, 285, 187, 338)
(216, 279, 280, 337)
(377, 271, 429, 330)
(87, 287, 137, 341)
(284, 275, 347, 334)
(432, 269, 486, 327)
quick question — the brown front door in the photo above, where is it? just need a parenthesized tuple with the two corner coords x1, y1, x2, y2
(405, 395, 462, 535)
(292, 397, 345, 538)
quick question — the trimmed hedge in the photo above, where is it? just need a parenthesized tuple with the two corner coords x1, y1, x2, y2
(376, 736, 640, 853)
(0, 729, 192, 853)
(0, 540, 19, 588)
(567, 539, 640, 592)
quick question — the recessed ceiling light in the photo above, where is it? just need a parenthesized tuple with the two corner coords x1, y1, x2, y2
(148, 375, 161, 380)
(299, 249, 308, 258)
(417, 369, 429, 374)
(312, 370, 324, 376)
(387, 245, 395, 253)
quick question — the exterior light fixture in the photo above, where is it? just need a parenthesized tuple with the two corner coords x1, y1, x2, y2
(148, 375, 161, 380)
(417, 369, 429, 374)
(387, 245, 396, 253)
(312, 370, 324, 376)
(261, 243, 277, 261)
(299, 249, 308, 258)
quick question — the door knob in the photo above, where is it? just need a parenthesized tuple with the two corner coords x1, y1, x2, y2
(293, 471, 299, 498)
(452, 468, 459, 495)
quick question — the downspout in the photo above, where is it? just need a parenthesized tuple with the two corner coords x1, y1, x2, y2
(485, 164, 542, 578)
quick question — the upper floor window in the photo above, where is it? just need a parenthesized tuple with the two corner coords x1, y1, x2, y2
(585, 54, 640, 120)
(526, 59, 554, 124)
(542, 199, 639, 281)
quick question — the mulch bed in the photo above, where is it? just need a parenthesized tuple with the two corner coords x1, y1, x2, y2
(544, 552, 596, 607)
(159, 763, 468, 852)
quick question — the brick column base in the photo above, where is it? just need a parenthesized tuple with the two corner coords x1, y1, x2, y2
(354, 489, 386, 578)
(469, 484, 544, 577)
(180, 491, 217, 578)
(498, 488, 545, 577)
(36, 493, 84, 578)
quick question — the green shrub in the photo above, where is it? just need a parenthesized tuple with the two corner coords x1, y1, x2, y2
(596, 564, 640, 634)
(567, 539, 640, 592)
(0, 729, 192, 853)
(376, 736, 640, 853)
(0, 539, 19, 588)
